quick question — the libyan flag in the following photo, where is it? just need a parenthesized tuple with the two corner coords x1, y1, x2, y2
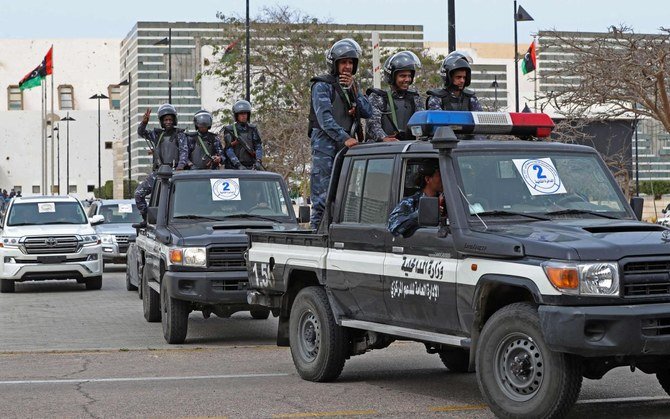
(18, 46, 53, 90)
(521, 41, 536, 75)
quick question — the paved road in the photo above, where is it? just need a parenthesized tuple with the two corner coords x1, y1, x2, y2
(0, 267, 668, 418)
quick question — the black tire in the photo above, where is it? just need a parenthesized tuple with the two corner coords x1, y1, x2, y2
(0, 279, 15, 293)
(657, 370, 670, 396)
(476, 302, 582, 419)
(289, 286, 347, 382)
(142, 267, 161, 322)
(125, 265, 138, 291)
(250, 306, 271, 320)
(85, 276, 102, 290)
(438, 347, 471, 373)
(161, 279, 189, 344)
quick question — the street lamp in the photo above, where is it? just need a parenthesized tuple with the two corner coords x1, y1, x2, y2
(47, 125, 60, 194)
(155, 28, 172, 103)
(61, 114, 75, 195)
(490, 75, 499, 110)
(119, 76, 132, 194)
(89, 93, 109, 194)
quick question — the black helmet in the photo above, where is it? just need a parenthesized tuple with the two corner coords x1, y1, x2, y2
(440, 52, 473, 88)
(326, 38, 362, 75)
(232, 100, 252, 121)
(383, 51, 422, 85)
(414, 161, 440, 188)
(193, 110, 213, 130)
(157, 103, 178, 128)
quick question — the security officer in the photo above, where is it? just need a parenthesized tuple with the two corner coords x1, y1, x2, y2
(426, 51, 483, 111)
(221, 100, 263, 170)
(187, 110, 224, 170)
(367, 51, 424, 142)
(308, 38, 372, 230)
(388, 161, 443, 238)
(134, 103, 188, 218)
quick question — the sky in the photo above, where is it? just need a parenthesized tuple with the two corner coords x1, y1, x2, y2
(0, 0, 667, 43)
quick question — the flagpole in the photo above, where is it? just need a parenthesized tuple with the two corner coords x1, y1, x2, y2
(50, 71, 55, 195)
(514, 0, 519, 112)
(533, 36, 538, 112)
(41, 78, 46, 194)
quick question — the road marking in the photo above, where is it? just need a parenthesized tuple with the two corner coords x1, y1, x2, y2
(577, 396, 670, 404)
(0, 372, 289, 385)
(273, 410, 377, 418)
(430, 404, 488, 412)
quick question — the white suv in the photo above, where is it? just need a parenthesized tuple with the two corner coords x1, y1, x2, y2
(0, 195, 103, 293)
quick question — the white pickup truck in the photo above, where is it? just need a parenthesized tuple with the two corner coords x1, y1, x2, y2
(0, 195, 103, 292)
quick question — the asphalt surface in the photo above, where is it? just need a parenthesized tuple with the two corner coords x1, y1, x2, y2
(0, 266, 668, 418)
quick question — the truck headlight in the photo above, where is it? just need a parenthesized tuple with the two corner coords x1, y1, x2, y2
(80, 235, 100, 246)
(543, 261, 619, 296)
(0, 237, 21, 248)
(169, 247, 207, 267)
(100, 234, 115, 244)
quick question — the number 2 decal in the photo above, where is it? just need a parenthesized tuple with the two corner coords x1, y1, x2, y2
(222, 181, 230, 191)
(532, 164, 547, 179)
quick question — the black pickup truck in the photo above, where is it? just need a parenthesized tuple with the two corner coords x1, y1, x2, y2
(130, 166, 301, 344)
(246, 111, 670, 418)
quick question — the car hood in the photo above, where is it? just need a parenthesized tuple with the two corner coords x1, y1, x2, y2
(95, 223, 136, 236)
(168, 221, 299, 247)
(481, 219, 670, 261)
(2, 224, 96, 237)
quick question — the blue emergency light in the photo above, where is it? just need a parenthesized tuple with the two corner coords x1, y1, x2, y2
(408, 111, 555, 138)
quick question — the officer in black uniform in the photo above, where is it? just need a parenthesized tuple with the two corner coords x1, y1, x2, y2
(426, 51, 483, 112)
(187, 110, 224, 170)
(367, 51, 424, 142)
(221, 100, 263, 170)
(134, 103, 188, 218)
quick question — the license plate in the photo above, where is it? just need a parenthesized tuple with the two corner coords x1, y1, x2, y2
(37, 256, 66, 264)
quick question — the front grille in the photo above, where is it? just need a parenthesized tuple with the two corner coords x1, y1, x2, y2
(211, 279, 249, 291)
(23, 235, 80, 255)
(115, 235, 129, 244)
(207, 245, 247, 270)
(641, 318, 670, 336)
(622, 260, 670, 298)
(118, 244, 129, 253)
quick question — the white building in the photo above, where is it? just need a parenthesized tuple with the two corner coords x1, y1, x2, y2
(0, 39, 121, 199)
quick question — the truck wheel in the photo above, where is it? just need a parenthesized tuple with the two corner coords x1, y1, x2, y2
(657, 370, 670, 395)
(0, 279, 15, 293)
(125, 266, 138, 291)
(289, 286, 347, 382)
(85, 276, 103, 290)
(250, 306, 270, 320)
(476, 302, 582, 419)
(142, 268, 161, 322)
(438, 348, 471, 373)
(161, 279, 189, 344)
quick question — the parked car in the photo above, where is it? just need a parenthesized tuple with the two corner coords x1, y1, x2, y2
(0, 195, 103, 292)
(87, 199, 142, 267)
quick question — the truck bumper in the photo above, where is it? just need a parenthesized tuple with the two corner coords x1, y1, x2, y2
(539, 303, 670, 357)
(162, 270, 249, 306)
(0, 245, 102, 281)
(101, 243, 127, 263)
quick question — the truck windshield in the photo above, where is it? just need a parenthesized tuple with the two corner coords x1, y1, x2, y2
(99, 204, 143, 224)
(170, 178, 291, 221)
(7, 202, 87, 226)
(456, 152, 629, 219)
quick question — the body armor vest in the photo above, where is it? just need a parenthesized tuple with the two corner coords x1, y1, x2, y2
(154, 131, 180, 169)
(308, 74, 356, 137)
(427, 88, 475, 111)
(232, 124, 257, 167)
(190, 133, 215, 169)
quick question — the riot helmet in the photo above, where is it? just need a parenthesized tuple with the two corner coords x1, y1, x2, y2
(193, 110, 213, 130)
(440, 52, 472, 89)
(157, 103, 178, 128)
(326, 38, 362, 76)
(383, 51, 422, 86)
(232, 100, 252, 122)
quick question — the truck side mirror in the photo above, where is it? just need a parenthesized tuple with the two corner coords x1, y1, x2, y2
(418, 197, 439, 227)
(147, 207, 158, 225)
(297, 205, 310, 224)
(89, 214, 105, 226)
(629, 197, 644, 221)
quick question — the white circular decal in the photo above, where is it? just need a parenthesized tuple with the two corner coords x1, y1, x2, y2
(211, 178, 240, 201)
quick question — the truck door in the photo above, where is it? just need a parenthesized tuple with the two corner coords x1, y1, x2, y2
(144, 179, 163, 282)
(327, 157, 395, 323)
(383, 158, 460, 334)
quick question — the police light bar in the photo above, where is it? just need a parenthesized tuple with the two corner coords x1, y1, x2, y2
(408, 111, 555, 138)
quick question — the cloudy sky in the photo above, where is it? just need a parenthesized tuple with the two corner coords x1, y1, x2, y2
(0, 0, 667, 43)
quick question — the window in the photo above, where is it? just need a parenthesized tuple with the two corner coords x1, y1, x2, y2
(108, 85, 121, 110)
(7, 85, 23, 110)
(87, 185, 95, 193)
(12, 186, 21, 194)
(68, 185, 77, 193)
(342, 158, 394, 224)
(32, 185, 40, 194)
(58, 85, 74, 110)
(105, 141, 113, 149)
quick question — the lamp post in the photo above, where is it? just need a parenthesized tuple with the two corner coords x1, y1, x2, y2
(119, 75, 132, 194)
(61, 114, 75, 195)
(155, 28, 172, 103)
(245, 0, 251, 101)
(490, 75, 499, 110)
(89, 94, 109, 194)
(47, 125, 59, 194)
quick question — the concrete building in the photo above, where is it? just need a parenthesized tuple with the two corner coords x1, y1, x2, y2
(0, 39, 120, 198)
